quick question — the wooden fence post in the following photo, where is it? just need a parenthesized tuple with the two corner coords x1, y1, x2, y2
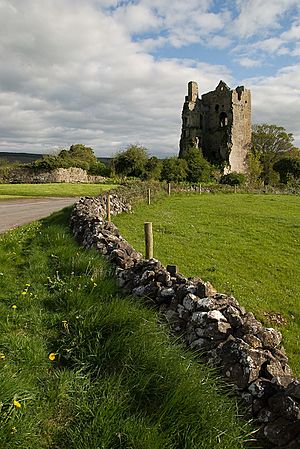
(147, 188, 151, 205)
(106, 193, 111, 222)
(144, 222, 153, 259)
(168, 183, 171, 196)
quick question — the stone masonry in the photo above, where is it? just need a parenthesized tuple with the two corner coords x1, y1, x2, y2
(1, 166, 105, 184)
(179, 81, 251, 173)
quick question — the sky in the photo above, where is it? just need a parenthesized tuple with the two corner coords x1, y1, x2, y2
(1, 0, 300, 158)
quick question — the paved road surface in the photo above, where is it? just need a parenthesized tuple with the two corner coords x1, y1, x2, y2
(0, 197, 79, 233)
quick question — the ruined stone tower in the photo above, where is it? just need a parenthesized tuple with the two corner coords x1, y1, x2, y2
(179, 80, 251, 173)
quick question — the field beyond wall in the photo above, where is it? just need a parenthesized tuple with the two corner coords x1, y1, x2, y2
(0, 183, 118, 199)
(113, 192, 300, 375)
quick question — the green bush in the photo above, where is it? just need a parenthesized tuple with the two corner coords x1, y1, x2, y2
(273, 156, 300, 183)
(181, 147, 213, 183)
(87, 161, 108, 176)
(220, 172, 246, 186)
(112, 145, 148, 178)
(30, 144, 99, 173)
(160, 157, 187, 182)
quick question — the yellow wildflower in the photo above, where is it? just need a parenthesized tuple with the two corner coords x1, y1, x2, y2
(21, 291, 27, 295)
(25, 283, 30, 287)
(12, 305, 17, 310)
(13, 399, 21, 409)
(0, 352, 5, 360)
(48, 352, 56, 361)
(62, 320, 69, 331)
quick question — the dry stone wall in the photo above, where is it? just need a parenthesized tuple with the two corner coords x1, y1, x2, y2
(70, 191, 300, 449)
(2, 167, 105, 184)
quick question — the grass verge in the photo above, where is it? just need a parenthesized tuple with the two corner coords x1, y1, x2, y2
(0, 207, 253, 448)
(113, 192, 300, 375)
(0, 183, 118, 199)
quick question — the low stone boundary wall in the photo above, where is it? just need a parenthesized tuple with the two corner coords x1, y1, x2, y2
(2, 166, 105, 183)
(70, 191, 300, 449)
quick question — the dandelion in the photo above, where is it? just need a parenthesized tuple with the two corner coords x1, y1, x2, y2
(48, 352, 56, 361)
(13, 399, 21, 409)
(25, 283, 30, 287)
(21, 291, 27, 295)
(12, 305, 17, 310)
(0, 352, 5, 360)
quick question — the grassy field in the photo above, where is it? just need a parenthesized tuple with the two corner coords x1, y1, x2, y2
(113, 192, 300, 375)
(0, 183, 117, 199)
(0, 208, 253, 449)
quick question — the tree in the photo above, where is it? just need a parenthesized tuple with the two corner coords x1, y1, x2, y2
(31, 155, 61, 171)
(246, 153, 263, 187)
(30, 144, 99, 172)
(112, 145, 148, 178)
(67, 144, 97, 165)
(252, 124, 295, 184)
(143, 156, 162, 180)
(181, 147, 213, 183)
(273, 150, 300, 184)
(88, 161, 108, 176)
(58, 144, 97, 170)
(160, 157, 187, 182)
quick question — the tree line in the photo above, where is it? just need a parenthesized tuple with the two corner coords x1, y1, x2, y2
(4, 123, 298, 187)
(111, 123, 300, 186)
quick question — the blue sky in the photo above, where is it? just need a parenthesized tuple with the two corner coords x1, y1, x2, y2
(0, 0, 300, 157)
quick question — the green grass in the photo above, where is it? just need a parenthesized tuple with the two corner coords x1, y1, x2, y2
(0, 183, 118, 199)
(113, 192, 300, 375)
(0, 207, 253, 448)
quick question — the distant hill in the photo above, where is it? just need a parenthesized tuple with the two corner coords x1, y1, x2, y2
(0, 152, 43, 163)
(98, 157, 112, 166)
(0, 152, 112, 166)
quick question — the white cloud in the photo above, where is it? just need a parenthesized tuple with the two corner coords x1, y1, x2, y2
(112, 3, 161, 34)
(252, 37, 286, 53)
(209, 35, 232, 49)
(237, 57, 261, 68)
(281, 22, 300, 40)
(233, 0, 298, 38)
(291, 43, 300, 56)
(112, 0, 228, 48)
(247, 65, 300, 145)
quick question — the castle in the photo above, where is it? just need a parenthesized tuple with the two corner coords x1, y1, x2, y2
(179, 81, 251, 173)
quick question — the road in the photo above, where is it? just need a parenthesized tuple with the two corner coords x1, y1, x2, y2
(0, 197, 79, 233)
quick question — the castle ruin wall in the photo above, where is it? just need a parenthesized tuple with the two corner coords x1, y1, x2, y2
(179, 81, 251, 174)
